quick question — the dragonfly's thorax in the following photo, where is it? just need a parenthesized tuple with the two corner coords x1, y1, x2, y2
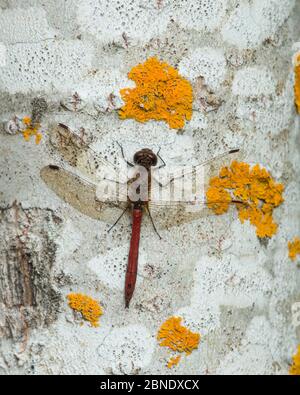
(133, 200, 144, 210)
(133, 149, 158, 170)
(128, 167, 152, 204)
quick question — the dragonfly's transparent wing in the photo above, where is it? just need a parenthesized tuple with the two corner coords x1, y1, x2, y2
(49, 124, 128, 185)
(149, 149, 243, 229)
(148, 200, 239, 230)
(151, 149, 241, 204)
(41, 165, 129, 223)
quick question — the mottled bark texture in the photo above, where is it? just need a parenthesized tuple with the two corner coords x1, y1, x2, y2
(0, 0, 299, 375)
(0, 203, 61, 340)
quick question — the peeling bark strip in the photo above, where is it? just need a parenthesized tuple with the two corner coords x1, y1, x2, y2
(0, 202, 62, 340)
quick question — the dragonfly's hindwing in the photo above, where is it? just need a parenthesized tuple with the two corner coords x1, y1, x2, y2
(40, 166, 128, 223)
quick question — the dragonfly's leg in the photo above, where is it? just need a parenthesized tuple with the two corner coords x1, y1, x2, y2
(116, 141, 134, 167)
(108, 206, 129, 233)
(104, 176, 125, 186)
(156, 147, 166, 170)
(146, 206, 162, 240)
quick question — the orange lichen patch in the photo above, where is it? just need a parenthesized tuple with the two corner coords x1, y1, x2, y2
(167, 355, 181, 369)
(206, 161, 284, 238)
(295, 53, 300, 113)
(67, 293, 103, 327)
(288, 237, 300, 261)
(119, 57, 193, 129)
(206, 186, 232, 215)
(21, 117, 42, 144)
(23, 116, 31, 126)
(289, 345, 300, 375)
(157, 316, 200, 356)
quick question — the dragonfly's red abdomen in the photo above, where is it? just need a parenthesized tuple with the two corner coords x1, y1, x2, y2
(125, 208, 143, 308)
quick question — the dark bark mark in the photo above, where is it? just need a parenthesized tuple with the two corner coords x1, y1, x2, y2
(0, 202, 62, 341)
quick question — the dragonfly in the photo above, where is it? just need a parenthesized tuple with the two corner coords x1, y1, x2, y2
(41, 124, 242, 307)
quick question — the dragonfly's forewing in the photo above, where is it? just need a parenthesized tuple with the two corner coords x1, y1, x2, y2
(49, 124, 128, 185)
(152, 148, 241, 191)
(41, 165, 128, 223)
(149, 149, 243, 229)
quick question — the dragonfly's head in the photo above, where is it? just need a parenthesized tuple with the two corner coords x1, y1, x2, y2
(133, 149, 158, 169)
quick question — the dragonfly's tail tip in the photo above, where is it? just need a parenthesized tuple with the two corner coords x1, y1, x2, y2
(125, 300, 130, 309)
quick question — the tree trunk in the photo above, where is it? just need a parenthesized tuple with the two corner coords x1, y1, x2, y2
(0, 0, 299, 375)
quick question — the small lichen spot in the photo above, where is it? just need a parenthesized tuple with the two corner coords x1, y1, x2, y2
(206, 161, 284, 238)
(167, 355, 181, 369)
(289, 345, 300, 375)
(21, 117, 42, 144)
(288, 237, 300, 262)
(67, 293, 103, 327)
(157, 316, 200, 368)
(119, 57, 193, 129)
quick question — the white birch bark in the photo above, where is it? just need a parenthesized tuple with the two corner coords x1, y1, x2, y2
(0, 0, 299, 375)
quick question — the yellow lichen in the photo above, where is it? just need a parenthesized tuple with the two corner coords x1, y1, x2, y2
(23, 116, 31, 125)
(288, 237, 300, 261)
(119, 57, 193, 129)
(21, 117, 42, 144)
(167, 355, 181, 369)
(295, 53, 300, 113)
(157, 316, 200, 357)
(289, 345, 300, 375)
(67, 293, 103, 327)
(206, 161, 284, 238)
